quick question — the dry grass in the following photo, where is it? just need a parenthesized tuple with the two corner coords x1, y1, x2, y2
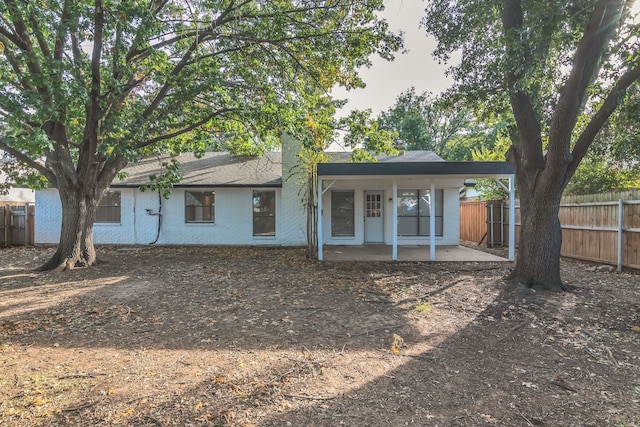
(1, 246, 639, 426)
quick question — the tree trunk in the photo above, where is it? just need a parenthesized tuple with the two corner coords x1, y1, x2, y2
(306, 167, 318, 259)
(508, 176, 566, 292)
(37, 186, 100, 271)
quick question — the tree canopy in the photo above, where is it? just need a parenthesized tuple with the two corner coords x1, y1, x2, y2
(377, 87, 468, 156)
(0, 0, 401, 270)
(376, 86, 512, 161)
(423, 0, 640, 290)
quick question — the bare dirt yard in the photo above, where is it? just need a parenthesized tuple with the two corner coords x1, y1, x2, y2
(1, 245, 639, 427)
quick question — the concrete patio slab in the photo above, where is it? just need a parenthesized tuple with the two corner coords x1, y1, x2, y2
(322, 245, 509, 262)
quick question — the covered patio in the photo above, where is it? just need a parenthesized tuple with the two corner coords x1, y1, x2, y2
(316, 159, 515, 262)
(322, 244, 509, 262)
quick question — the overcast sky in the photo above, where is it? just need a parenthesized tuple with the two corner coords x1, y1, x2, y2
(333, 1, 454, 116)
(336, 1, 640, 117)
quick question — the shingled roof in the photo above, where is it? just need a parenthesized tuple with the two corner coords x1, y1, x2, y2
(325, 150, 444, 163)
(112, 152, 282, 188)
(110, 150, 452, 188)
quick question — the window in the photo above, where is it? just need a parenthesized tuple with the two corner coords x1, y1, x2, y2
(96, 191, 121, 223)
(331, 191, 355, 237)
(185, 191, 215, 223)
(366, 193, 382, 218)
(397, 189, 443, 236)
(253, 190, 275, 236)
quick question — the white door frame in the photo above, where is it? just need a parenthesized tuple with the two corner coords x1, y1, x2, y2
(364, 190, 384, 243)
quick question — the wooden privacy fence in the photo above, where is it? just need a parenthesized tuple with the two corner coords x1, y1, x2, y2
(0, 203, 35, 246)
(554, 191, 640, 272)
(461, 190, 640, 271)
(460, 200, 509, 247)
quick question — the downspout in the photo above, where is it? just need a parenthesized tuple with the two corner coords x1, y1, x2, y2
(147, 190, 162, 245)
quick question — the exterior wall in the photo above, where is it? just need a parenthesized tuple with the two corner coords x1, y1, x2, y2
(279, 134, 308, 246)
(320, 177, 463, 246)
(35, 137, 308, 247)
(35, 186, 308, 246)
(34, 189, 62, 243)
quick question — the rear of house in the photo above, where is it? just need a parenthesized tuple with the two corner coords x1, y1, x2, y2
(35, 137, 514, 259)
(316, 157, 514, 260)
(35, 138, 306, 247)
(318, 152, 462, 247)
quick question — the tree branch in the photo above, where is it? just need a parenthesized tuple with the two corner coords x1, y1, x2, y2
(0, 139, 56, 184)
(0, 35, 36, 92)
(0, 15, 30, 51)
(137, 108, 237, 148)
(96, 155, 128, 191)
(140, 35, 200, 121)
(4, 0, 44, 76)
(77, 0, 104, 186)
(27, 7, 52, 58)
(53, 0, 71, 61)
(501, 0, 545, 178)
(547, 0, 625, 170)
(567, 64, 640, 180)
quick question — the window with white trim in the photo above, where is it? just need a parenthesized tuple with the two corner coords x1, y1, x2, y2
(185, 190, 215, 223)
(397, 189, 443, 236)
(253, 190, 275, 236)
(331, 191, 355, 237)
(95, 191, 121, 223)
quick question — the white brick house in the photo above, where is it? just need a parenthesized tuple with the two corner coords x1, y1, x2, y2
(35, 136, 515, 259)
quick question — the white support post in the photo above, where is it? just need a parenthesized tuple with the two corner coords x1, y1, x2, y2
(618, 199, 623, 272)
(317, 177, 323, 261)
(430, 181, 436, 261)
(508, 175, 515, 262)
(392, 180, 398, 260)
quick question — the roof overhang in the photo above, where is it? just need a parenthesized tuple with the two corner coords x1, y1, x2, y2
(316, 161, 513, 178)
(109, 183, 282, 189)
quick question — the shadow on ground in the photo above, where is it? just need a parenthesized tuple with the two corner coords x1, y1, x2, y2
(1, 246, 638, 426)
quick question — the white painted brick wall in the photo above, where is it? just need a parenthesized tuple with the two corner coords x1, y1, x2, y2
(280, 134, 308, 246)
(34, 143, 463, 248)
(36, 137, 309, 246)
(35, 189, 62, 244)
(36, 185, 309, 246)
(320, 179, 463, 246)
(152, 187, 283, 246)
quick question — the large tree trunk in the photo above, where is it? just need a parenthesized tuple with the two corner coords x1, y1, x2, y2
(509, 187, 565, 291)
(506, 139, 568, 292)
(37, 186, 101, 271)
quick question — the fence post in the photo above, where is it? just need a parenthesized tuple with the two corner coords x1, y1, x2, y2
(489, 202, 494, 247)
(6, 206, 12, 246)
(500, 201, 504, 245)
(618, 199, 623, 273)
(29, 203, 35, 245)
(23, 203, 29, 246)
(1, 206, 7, 246)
